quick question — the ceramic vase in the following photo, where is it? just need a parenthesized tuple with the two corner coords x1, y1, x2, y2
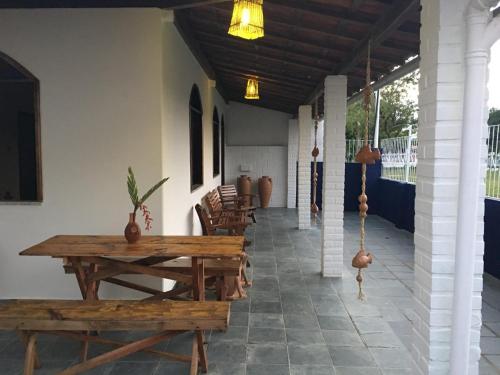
(238, 175, 253, 206)
(258, 176, 272, 208)
(124, 212, 141, 244)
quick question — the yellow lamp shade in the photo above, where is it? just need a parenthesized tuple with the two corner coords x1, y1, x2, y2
(245, 78, 260, 100)
(228, 0, 264, 40)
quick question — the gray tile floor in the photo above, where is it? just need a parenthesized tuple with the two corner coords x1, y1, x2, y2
(1, 208, 499, 374)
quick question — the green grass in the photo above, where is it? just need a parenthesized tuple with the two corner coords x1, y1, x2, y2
(381, 168, 500, 198)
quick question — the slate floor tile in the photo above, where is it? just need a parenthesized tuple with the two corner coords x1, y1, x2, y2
(249, 313, 285, 329)
(247, 344, 288, 364)
(286, 329, 325, 344)
(284, 314, 320, 330)
(288, 343, 333, 366)
(369, 348, 412, 369)
(318, 316, 356, 331)
(323, 330, 364, 347)
(334, 367, 381, 375)
(290, 365, 336, 375)
(329, 347, 377, 367)
(248, 328, 286, 344)
(246, 364, 290, 375)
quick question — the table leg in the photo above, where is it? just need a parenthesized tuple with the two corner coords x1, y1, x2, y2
(23, 333, 37, 375)
(191, 257, 205, 301)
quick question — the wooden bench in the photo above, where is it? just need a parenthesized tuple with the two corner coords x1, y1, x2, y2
(218, 184, 257, 223)
(62, 258, 241, 301)
(0, 299, 229, 375)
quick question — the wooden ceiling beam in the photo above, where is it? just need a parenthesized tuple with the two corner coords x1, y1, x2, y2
(197, 40, 332, 75)
(197, 40, 333, 75)
(215, 68, 313, 91)
(208, 3, 419, 48)
(0, 0, 231, 8)
(193, 29, 342, 69)
(211, 62, 317, 87)
(227, 98, 295, 114)
(305, 0, 420, 103)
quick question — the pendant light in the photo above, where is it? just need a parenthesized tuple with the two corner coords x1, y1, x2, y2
(245, 78, 260, 100)
(228, 0, 264, 40)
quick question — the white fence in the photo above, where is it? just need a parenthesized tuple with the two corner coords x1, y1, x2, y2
(487, 124, 500, 199)
(345, 125, 500, 199)
(380, 135, 418, 183)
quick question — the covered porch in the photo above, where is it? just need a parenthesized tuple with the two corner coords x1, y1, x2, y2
(0, 0, 499, 374)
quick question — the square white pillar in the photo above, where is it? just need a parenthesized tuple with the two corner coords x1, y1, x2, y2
(298, 105, 312, 229)
(321, 76, 347, 277)
(287, 119, 299, 208)
(412, 0, 484, 374)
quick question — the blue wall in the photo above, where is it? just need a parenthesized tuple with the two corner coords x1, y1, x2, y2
(312, 162, 498, 279)
(485, 198, 500, 279)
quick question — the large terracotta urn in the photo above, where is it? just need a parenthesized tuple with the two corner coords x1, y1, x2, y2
(238, 175, 253, 206)
(258, 176, 272, 208)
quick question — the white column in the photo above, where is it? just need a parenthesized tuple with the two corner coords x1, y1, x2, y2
(298, 105, 312, 229)
(321, 76, 347, 277)
(450, 1, 499, 374)
(412, 0, 486, 374)
(287, 119, 299, 208)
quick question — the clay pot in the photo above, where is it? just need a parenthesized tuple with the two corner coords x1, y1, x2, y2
(238, 175, 253, 206)
(124, 212, 141, 244)
(258, 176, 272, 208)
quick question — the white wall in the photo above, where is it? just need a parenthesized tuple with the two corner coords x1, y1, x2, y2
(0, 9, 228, 299)
(161, 14, 226, 241)
(225, 146, 287, 207)
(226, 101, 291, 146)
(225, 101, 292, 207)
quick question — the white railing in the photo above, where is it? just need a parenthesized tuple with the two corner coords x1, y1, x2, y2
(380, 134, 418, 183)
(487, 124, 500, 199)
(345, 139, 372, 162)
(345, 125, 500, 198)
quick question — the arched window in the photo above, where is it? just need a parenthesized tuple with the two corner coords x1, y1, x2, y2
(221, 115, 225, 184)
(213, 107, 220, 177)
(0, 52, 41, 202)
(189, 85, 203, 191)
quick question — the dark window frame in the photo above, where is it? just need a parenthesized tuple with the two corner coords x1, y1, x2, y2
(189, 84, 203, 192)
(212, 107, 220, 178)
(0, 51, 42, 203)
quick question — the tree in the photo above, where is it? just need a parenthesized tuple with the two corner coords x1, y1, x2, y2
(488, 108, 500, 125)
(346, 70, 419, 140)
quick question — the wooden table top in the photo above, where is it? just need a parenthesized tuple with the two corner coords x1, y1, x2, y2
(20, 235, 244, 258)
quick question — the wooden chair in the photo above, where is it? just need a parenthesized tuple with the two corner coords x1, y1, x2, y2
(203, 190, 251, 235)
(0, 299, 229, 375)
(218, 184, 257, 223)
(195, 204, 251, 300)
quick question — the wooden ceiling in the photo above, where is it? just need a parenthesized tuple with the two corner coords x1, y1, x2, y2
(0, 0, 421, 114)
(175, 0, 421, 114)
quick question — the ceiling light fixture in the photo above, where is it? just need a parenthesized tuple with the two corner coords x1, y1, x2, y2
(245, 78, 260, 100)
(228, 0, 264, 40)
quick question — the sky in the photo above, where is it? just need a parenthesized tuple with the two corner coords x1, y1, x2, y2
(488, 40, 500, 109)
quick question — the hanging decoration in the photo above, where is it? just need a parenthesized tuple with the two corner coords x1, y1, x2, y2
(311, 99, 320, 221)
(351, 42, 381, 300)
(228, 0, 264, 40)
(245, 78, 260, 100)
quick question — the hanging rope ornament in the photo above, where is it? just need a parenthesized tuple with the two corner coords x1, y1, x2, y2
(311, 99, 320, 220)
(352, 42, 381, 300)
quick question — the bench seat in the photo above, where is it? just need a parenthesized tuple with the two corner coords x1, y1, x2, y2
(0, 299, 229, 375)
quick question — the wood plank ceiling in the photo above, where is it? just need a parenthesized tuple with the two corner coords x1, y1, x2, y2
(0, 0, 421, 115)
(175, 0, 421, 114)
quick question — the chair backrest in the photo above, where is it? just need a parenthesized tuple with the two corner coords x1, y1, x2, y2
(194, 204, 215, 236)
(203, 190, 223, 216)
(217, 185, 238, 205)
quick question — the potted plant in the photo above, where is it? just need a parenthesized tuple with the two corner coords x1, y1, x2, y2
(125, 167, 169, 243)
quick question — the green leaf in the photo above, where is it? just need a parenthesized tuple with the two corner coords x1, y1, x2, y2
(127, 167, 140, 209)
(139, 177, 169, 205)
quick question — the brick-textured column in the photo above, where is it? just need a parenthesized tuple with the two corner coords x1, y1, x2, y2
(412, 0, 484, 373)
(287, 119, 299, 208)
(321, 76, 347, 277)
(298, 105, 312, 229)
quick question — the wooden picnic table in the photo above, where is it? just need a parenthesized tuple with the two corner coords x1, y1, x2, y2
(20, 235, 245, 302)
